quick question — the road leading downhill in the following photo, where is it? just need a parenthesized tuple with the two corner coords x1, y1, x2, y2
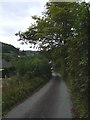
(5, 73, 73, 118)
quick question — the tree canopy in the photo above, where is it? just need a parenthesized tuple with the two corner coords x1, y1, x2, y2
(15, 1, 89, 51)
(15, 1, 89, 117)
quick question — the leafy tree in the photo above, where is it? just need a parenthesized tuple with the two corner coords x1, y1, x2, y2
(16, 2, 79, 50)
(15, 1, 89, 118)
(14, 54, 51, 80)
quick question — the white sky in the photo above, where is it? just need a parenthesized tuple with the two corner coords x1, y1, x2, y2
(0, 0, 89, 50)
(0, 0, 49, 50)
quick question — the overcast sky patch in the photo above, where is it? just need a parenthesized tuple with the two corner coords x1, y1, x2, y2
(0, 0, 89, 50)
(0, 1, 49, 50)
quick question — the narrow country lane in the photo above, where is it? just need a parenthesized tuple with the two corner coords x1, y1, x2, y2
(5, 73, 73, 118)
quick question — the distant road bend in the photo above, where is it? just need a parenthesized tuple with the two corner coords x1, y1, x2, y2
(5, 72, 73, 118)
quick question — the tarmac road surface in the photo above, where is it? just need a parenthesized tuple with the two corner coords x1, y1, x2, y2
(5, 73, 73, 118)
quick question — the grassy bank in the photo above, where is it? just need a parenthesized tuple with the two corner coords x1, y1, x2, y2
(2, 54, 52, 116)
(2, 76, 51, 116)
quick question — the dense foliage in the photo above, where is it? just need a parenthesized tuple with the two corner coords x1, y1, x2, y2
(16, 1, 89, 118)
(2, 53, 52, 115)
(14, 54, 52, 80)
